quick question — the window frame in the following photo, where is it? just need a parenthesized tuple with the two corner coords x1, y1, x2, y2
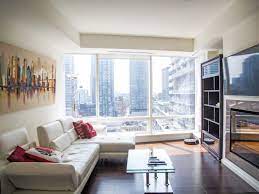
(65, 54, 196, 134)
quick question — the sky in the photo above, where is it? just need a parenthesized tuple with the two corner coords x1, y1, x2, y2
(73, 54, 172, 96)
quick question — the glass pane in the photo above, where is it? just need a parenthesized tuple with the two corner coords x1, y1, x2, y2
(152, 56, 195, 131)
(64, 54, 96, 117)
(98, 56, 149, 117)
(152, 57, 172, 116)
(153, 117, 195, 132)
(129, 59, 149, 116)
(97, 120, 148, 134)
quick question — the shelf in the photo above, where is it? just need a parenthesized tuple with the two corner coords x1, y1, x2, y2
(203, 118, 219, 125)
(202, 130, 219, 140)
(204, 90, 219, 92)
(202, 73, 219, 79)
(201, 55, 223, 160)
(204, 104, 219, 108)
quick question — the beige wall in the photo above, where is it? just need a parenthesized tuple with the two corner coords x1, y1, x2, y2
(80, 34, 194, 52)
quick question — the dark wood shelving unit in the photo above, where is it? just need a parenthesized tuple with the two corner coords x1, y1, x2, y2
(201, 55, 223, 160)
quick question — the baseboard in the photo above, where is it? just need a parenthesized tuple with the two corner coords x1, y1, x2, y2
(222, 158, 259, 191)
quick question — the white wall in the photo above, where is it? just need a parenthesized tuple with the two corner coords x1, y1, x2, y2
(195, 0, 258, 52)
(223, 9, 259, 56)
(0, 0, 78, 143)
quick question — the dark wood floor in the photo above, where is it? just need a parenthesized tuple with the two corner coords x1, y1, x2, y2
(83, 141, 257, 194)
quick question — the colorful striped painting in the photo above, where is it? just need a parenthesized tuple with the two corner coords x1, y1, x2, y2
(0, 42, 56, 114)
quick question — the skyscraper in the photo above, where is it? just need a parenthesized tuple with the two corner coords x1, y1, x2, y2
(64, 55, 77, 116)
(90, 55, 96, 104)
(99, 58, 115, 116)
(77, 86, 88, 105)
(162, 66, 170, 101)
(129, 59, 148, 115)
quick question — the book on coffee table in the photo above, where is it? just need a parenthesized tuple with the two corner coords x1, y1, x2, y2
(148, 156, 167, 165)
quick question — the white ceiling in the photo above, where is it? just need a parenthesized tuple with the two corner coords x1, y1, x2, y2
(50, 0, 231, 38)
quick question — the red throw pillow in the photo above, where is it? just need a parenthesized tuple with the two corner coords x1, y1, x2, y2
(73, 120, 87, 139)
(81, 123, 97, 139)
(25, 147, 63, 163)
(7, 146, 35, 162)
(35, 146, 55, 154)
(86, 123, 97, 138)
(73, 120, 83, 127)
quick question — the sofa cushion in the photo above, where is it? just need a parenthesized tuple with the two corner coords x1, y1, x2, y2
(63, 144, 100, 183)
(49, 133, 71, 152)
(37, 121, 64, 147)
(59, 117, 74, 132)
(0, 128, 29, 159)
(73, 136, 135, 153)
(67, 128, 78, 142)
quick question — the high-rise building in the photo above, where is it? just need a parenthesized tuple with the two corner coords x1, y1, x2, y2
(77, 86, 88, 105)
(90, 56, 96, 104)
(99, 58, 115, 116)
(64, 55, 77, 116)
(162, 66, 170, 101)
(129, 59, 148, 115)
(167, 57, 195, 129)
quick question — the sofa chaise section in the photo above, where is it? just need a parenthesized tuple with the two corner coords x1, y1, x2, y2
(58, 117, 136, 159)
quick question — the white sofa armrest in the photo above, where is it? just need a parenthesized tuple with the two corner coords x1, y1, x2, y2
(2, 162, 79, 193)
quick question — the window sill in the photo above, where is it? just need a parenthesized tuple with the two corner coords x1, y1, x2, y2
(135, 130, 194, 143)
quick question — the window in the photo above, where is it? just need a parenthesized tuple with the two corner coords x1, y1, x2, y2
(152, 56, 195, 132)
(98, 56, 149, 117)
(64, 54, 195, 134)
(64, 54, 96, 117)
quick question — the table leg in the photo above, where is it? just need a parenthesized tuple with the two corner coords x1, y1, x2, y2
(165, 172, 169, 186)
(146, 173, 150, 187)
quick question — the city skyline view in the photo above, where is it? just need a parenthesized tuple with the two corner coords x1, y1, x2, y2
(64, 54, 195, 133)
(73, 54, 173, 95)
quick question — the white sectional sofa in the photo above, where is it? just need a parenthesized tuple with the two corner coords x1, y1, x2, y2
(0, 117, 135, 194)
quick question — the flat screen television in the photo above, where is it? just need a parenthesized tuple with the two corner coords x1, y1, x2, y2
(224, 44, 259, 96)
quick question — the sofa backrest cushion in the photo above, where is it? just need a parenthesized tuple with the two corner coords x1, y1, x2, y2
(37, 121, 64, 147)
(67, 128, 78, 142)
(49, 133, 71, 152)
(0, 128, 29, 159)
(59, 117, 74, 132)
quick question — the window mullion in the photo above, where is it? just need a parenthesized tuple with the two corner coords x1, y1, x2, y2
(148, 56, 153, 134)
(96, 54, 100, 118)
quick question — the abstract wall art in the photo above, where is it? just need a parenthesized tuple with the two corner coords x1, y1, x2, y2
(0, 42, 56, 114)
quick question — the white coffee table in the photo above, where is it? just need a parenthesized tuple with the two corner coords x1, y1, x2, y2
(127, 149, 175, 194)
